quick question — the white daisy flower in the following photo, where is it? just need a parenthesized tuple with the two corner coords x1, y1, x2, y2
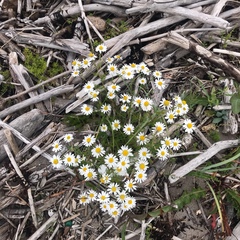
(160, 98, 172, 109)
(83, 81, 95, 93)
(107, 183, 120, 195)
(130, 63, 138, 71)
(135, 160, 149, 172)
(107, 200, 119, 212)
(171, 137, 181, 151)
(72, 155, 81, 166)
(100, 202, 108, 212)
(88, 52, 97, 61)
(88, 90, 99, 102)
(91, 144, 105, 158)
(161, 137, 172, 149)
(134, 170, 147, 183)
(101, 104, 111, 114)
(79, 192, 89, 205)
(104, 153, 118, 168)
(81, 104, 93, 115)
(117, 158, 130, 169)
(155, 79, 166, 90)
(124, 197, 136, 210)
(175, 107, 184, 116)
(123, 123, 135, 135)
(63, 153, 75, 166)
(115, 166, 128, 176)
(183, 119, 195, 134)
(84, 168, 97, 181)
(138, 147, 151, 160)
(107, 64, 118, 76)
(137, 62, 147, 73)
(100, 124, 108, 132)
(106, 57, 114, 64)
(109, 208, 121, 218)
(50, 155, 62, 169)
(114, 54, 122, 60)
(138, 77, 147, 85)
(88, 190, 97, 202)
(120, 93, 131, 103)
(107, 84, 121, 93)
(52, 141, 62, 152)
(118, 145, 133, 159)
(99, 174, 111, 184)
(123, 70, 134, 79)
(64, 133, 74, 143)
(107, 91, 116, 99)
(71, 59, 79, 68)
(136, 132, 149, 145)
(153, 70, 162, 79)
(82, 58, 92, 69)
(165, 110, 176, 124)
(152, 122, 165, 136)
(79, 164, 90, 176)
(124, 179, 137, 192)
(82, 134, 96, 147)
(156, 147, 169, 160)
(97, 191, 110, 203)
(120, 104, 129, 112)
(133, 96, 142, 107)
(111, 119, 121, 131)
(141, 98, 153, 112)
(95, 44, 107, 53)
(72, 70, 80, 77)
(117, 190, 128, 203)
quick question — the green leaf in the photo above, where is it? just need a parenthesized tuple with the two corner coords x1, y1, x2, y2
(230, 93, 240, 114)
(148, 209, 162, 217)
(212, 118, 222, 124)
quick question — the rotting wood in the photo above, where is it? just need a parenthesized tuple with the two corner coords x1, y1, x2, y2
(169, 139, 240, 184)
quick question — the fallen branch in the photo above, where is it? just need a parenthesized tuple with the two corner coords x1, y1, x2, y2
(169, 139, 240, 184)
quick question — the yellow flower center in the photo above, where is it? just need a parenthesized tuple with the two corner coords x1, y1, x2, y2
(85, 106, 90, 111)
(53, 158, 59, 164)
(128, 200, 133, 204)
(120, 194, 125, 200)
(83, 59, 89, 65)
(161, 151, 166, 156)
(122, 150, 129, 156)
(110, 66, 115, 71)
(109, 157, 114, 163)
(158, 81, 163, 86)
(169, 114, 174, 119)
(156, 126, 162, 132)
(101, 196, 106, 200)
(142, 151, 147, 156)
(164, 100, 170, 106)
(89, 193, 94, 198)
(138, 173, 143, 178)
(67, 157, 71, 162)
(165, 140, 171, 146)
(139, 135, 145, 141)
(86, 137, 91, 143)
(99, 45, 103, 50)
(112, 210, 118, 216)
(187, 123, 193, 129)
(111, 186, 117, 192)
(139, 163, 145, 170)
(87, 172, 93, 178)
(95, 147, 101, 153)
(144, 101, 149, 107)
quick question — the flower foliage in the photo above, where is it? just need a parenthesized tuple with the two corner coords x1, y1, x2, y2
(49, 43, 195, 218)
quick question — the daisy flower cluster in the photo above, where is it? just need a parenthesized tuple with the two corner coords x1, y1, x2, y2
(50, 43, 196, 218)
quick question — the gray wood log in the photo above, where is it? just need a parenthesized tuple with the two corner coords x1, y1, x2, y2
(0, 109, 44, 162)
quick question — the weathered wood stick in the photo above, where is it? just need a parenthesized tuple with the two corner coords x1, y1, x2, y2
(166, 32, 240, 82)
(169, 139, 240, 184)
(0, 85, 74, 119)
(34, 4, 126, 25)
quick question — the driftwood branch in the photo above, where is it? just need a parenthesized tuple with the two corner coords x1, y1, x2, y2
(169, 139, 240, 184)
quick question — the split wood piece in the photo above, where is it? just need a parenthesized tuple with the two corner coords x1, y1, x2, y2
(92, 0, 134, 8)
(0, 32, 25, 61)
(34, 4, 127, 25)
(165, 32, 240, 82)
(27, 188, 38, 229)
(169, 139, 240, 184)
(27, 213, 58, 240)
(9, 52, 46, 112)
(11, 32, 90, 56)
(0, 109, 44, 162)
(0, 84, 74, 118)
(4, 128, 19, 157)
(0, 112, 52, 162)
(3, 144, 27, 185)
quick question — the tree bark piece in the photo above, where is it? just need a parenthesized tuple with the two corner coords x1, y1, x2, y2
(169, 139, 240, 184)
(165, 31, 240, 82)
